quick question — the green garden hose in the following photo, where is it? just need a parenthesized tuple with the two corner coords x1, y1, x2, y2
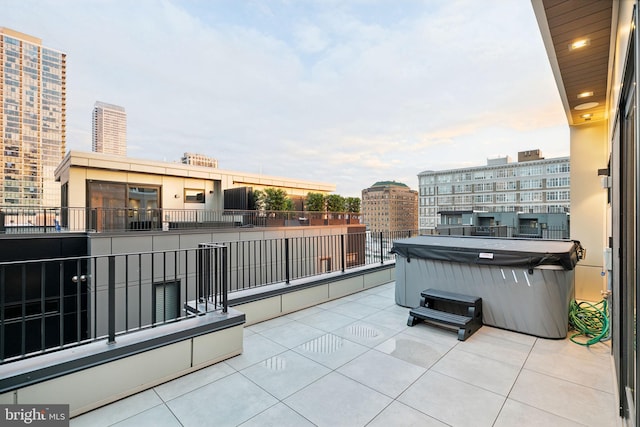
(568, 299, 609, 346)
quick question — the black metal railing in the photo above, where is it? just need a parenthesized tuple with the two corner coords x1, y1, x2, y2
(435, 225, 569, 240)
(0, 244, 228, 364)
(0, 207, 363, 234)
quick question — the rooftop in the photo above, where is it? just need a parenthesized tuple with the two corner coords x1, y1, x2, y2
(71, 281, 618, 427)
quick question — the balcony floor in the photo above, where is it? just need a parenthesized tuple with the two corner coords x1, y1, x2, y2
(71, 282, 619, 427)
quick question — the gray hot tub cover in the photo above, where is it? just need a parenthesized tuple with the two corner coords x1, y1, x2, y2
(391, 235, 583, 271)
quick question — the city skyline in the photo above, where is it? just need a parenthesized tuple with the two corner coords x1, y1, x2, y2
(4, 0, 569, 197)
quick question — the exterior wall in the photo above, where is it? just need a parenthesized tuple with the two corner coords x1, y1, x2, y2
(0, 27, 65, 207)
(417, 156, 570, 233)
(569, 123, 608, 301)
(361, 184, 418, 232)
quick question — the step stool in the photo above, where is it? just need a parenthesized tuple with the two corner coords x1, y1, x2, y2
(407, 288, 483, 341)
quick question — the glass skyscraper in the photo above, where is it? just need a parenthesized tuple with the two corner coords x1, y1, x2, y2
(1, 27, 66, 207)
(92, 101, 126, 156)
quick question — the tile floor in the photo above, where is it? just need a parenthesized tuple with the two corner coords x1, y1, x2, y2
(71, 282, 620, 427)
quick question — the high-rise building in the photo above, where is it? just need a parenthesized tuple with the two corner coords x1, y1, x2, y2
(181, 152, 218, 168)
(92, 101, 126, 156)
(417, 150, 570, 233)
(0, 27, 66, 207)
(361, 181, 418, 232)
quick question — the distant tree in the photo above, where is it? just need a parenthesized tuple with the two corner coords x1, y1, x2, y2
(260, 187, 293, 211)
(252, 189, 265, 210)
(305, 192, 326, 211)
(326, 194, 346, 212)
(346, 197, 361, 213)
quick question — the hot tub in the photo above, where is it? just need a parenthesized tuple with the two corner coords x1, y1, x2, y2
(392, 235, 583, 339)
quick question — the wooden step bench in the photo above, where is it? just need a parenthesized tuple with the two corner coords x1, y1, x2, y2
(407, 288, 483, 341)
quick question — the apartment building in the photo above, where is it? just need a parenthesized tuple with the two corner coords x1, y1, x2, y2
(92, 101, 126, 156)
(0, 27, 66, 207)
(181, 152, 218, 168)
(418, 150, 570, 232)
(361, 181, 418, 232)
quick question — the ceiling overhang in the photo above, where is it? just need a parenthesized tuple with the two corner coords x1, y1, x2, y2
(532, 0, 614, 126)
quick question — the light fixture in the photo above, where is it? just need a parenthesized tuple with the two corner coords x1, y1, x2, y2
(577, 91, 594, 99)
(575, 102, 599, 110)
(569, 38, 590, 50)
(581, 113, 593, 120)
(174, 194, 180, 198)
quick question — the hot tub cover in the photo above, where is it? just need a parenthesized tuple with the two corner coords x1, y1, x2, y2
(391, 235, 583, 271)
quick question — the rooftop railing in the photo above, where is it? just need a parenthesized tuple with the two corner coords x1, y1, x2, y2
(0, 207, 362, 234)
(0, 230, 413, 364)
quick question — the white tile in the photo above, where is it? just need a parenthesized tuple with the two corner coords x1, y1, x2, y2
(325, 301, 381, 319)
(333, 320, 400, 348)
(361, 309, 410, 332)
(477, 325, 537, 347)
(398, 370, 505, 427)
(246, 316, 293, 333)
(111, 404, 181, 427)
(258, 321, 326, 348)
(316, 299, 348, 310)
(375, 332, 454, 369)
(166, 373, 278, 427)
(239, 403, 315, 427)
(403, 321, 461, 347)
(509, 369, 617, 426)
(293, 333, 369, 369)
(225, 333, 287, 370)
(297, 310, 357, 332)
(70, 390, 163, 427)
(432, 347, 521, 396)
(240, 350, 331, 400)
(284, 372, 392, 427)
(154, 361, 236, 401)
(368, 401, 448, 427)
(356, 294, 395, 309)
(284, 306, 324, 320)
(337, 350, 426, 398)
(494, 399, 584, 427)
(455, 329, 533, 367)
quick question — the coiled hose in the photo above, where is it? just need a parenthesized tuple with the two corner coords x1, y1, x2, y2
(568, 299, 609, 346)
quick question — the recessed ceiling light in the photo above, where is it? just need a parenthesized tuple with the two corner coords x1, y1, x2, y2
(581, 113, 593, 120)
(577, 91, 594, 99)
(575, 102, 599, 110)
(569, 38, 591, 50)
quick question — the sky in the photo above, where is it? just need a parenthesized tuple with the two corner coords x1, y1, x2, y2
(4, 0, 569, 197)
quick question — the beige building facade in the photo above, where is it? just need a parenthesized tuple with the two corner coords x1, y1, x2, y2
(0, 27, 66, 207)
(361, 181, 418, 232)
(92, 101, 126, 156)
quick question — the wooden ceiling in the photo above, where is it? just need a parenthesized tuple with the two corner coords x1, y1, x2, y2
(541, 0, 613, 125)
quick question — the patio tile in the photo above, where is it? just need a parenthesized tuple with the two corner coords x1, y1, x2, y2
(240, 350, 331, 400)
(510, 369, 617, 426)
(493, 399, 584, 427)
(293, 333, 369, 369)
(325, 300, 381, 319)
(166, 372, 278, 427)
(284, 306, 324, 320)
(524, 338, 614, 393)
(368, 401, 448, 427)
(337, 349, 426, 398)
(375, 332, 453, 369)
(478, 325, 537, 347)
(402, 321, 461, 347)
(284, 372, 392, 427)
(296, 310, 358, 332)
(455, 328, 533, 367)
(362, 308, 410, 332)
(238, 403, 315, 427)
(154, 361, 236, 401)
(316, 298, 348, 309)
(356, 294, 396, 309)
(258, 321, 326, 348)
(246, 316, 293, 333)
(70, 390, 163, 427)
(398, 370, 505, 427)
(225, 333, 287, 370)
(431, 347, 521, 396)
(111, 404, 180, 427)
(333, 320, 400, 348)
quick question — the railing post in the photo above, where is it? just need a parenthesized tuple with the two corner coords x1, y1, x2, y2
(285, 238, 290, 284)
(221, 245, 228, 313)
(379, 232, 384, 264)
(341, 234, 346, 272)
(108, 256, 116, 344)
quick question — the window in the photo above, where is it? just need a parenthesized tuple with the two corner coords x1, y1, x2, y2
(155, 280, 180, 322)
(184, 189, 205, 203)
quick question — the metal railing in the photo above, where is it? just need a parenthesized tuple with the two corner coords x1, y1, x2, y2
(0, 207, 362, 234)
(0, 230, 414, 363)
(0, 244, 228, 363)
(435, 225, 569, 240)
